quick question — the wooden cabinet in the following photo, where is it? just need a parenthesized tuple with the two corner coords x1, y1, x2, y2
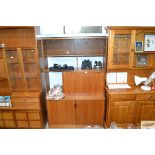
(3, 48, 41, 91)
(47, 98, 104, 128)
(43, 37, 106, 56)
(106, 26, 155, 70)
(105, 88, 155, 128)
(40, 35, 107, 128)
(0, 26, 46, 129)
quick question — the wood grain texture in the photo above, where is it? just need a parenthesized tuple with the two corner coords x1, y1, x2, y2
(63, 71, 105, 95)
(47, 100, 76, 127)
(43, 38, 106, 56)
(76, 100, 104, 125)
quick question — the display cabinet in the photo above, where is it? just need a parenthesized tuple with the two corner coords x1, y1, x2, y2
(0, 27, 46, 128)
(38, 36, 107, 128)
(105, 26, 155, 128)
(106, 26, 155, 70)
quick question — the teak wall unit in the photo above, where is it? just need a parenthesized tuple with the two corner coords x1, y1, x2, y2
(39, 36, 107, 128)
(0, 27, 46, 128)
(105, 26, 155, 128)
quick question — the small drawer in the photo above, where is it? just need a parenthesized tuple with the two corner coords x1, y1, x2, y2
(16, 121, 29, 128)
(13, 102, 40, 109)
(137, 94, 155, 101)
(2, 112, 14, 120)
(4, 120, 16, 128)
(11, 98, 40, 103)
(15, 112, 27, 120)
(110, 94, 137, 102)
(29, 121, 41, 128)
(28, 112, 40, 120)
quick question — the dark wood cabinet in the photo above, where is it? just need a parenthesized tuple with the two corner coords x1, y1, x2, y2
(43, 37, 106, 56)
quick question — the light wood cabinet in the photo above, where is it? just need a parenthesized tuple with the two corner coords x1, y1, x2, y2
(105, 89, 155, 128)
(106, 26, 155, 70)
(0, 26, 46, 128)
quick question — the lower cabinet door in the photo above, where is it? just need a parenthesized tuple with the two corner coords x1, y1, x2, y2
(75, 100, 104, 126)
(108, 101, 138, 127)
(47, 100, 76, 127)
(137, 101, 155, 122)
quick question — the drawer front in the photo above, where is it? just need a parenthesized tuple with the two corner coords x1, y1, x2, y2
(16, 121, 29, 128)
(15, 112, 27, 120)
(137, 94, 155, 101)
(12, 98, 40, 103)
(4, 120, 16, 128)
(28, 112, 40, 120)
(2, 112, 14, 120)
(29, 121, 41, 128)
(13, 102, 40, 109)
(110, 94, 137, 102)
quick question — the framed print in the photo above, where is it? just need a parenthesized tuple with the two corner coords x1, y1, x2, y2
(135, 41, 143, 52)
(144, 35, 155, 51)
(136, 54, 148, 67)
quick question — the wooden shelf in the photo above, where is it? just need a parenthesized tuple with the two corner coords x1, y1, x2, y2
(44, 54, 106, 57)
(46, 69, 105, 73)
(47, 94, 105, 101)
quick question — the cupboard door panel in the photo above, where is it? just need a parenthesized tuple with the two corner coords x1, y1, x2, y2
(47, 100, 76, 126)
(137, 101, 155, 122)
(76, 100, 104, 126)
(109, 101, 137, 126)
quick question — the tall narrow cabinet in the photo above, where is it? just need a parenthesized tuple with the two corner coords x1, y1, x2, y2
(0, 27, 46, 128)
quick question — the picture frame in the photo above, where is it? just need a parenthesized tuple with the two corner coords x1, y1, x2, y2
(144, 34, 155, 51)
(136, 54, 148, 67)
(135, 41, 143, 52)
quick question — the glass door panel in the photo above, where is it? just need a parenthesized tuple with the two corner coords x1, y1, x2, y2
(113, 34, 131, 67)
(5, 49, 25, 91)
(22, 49, 36, 62)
